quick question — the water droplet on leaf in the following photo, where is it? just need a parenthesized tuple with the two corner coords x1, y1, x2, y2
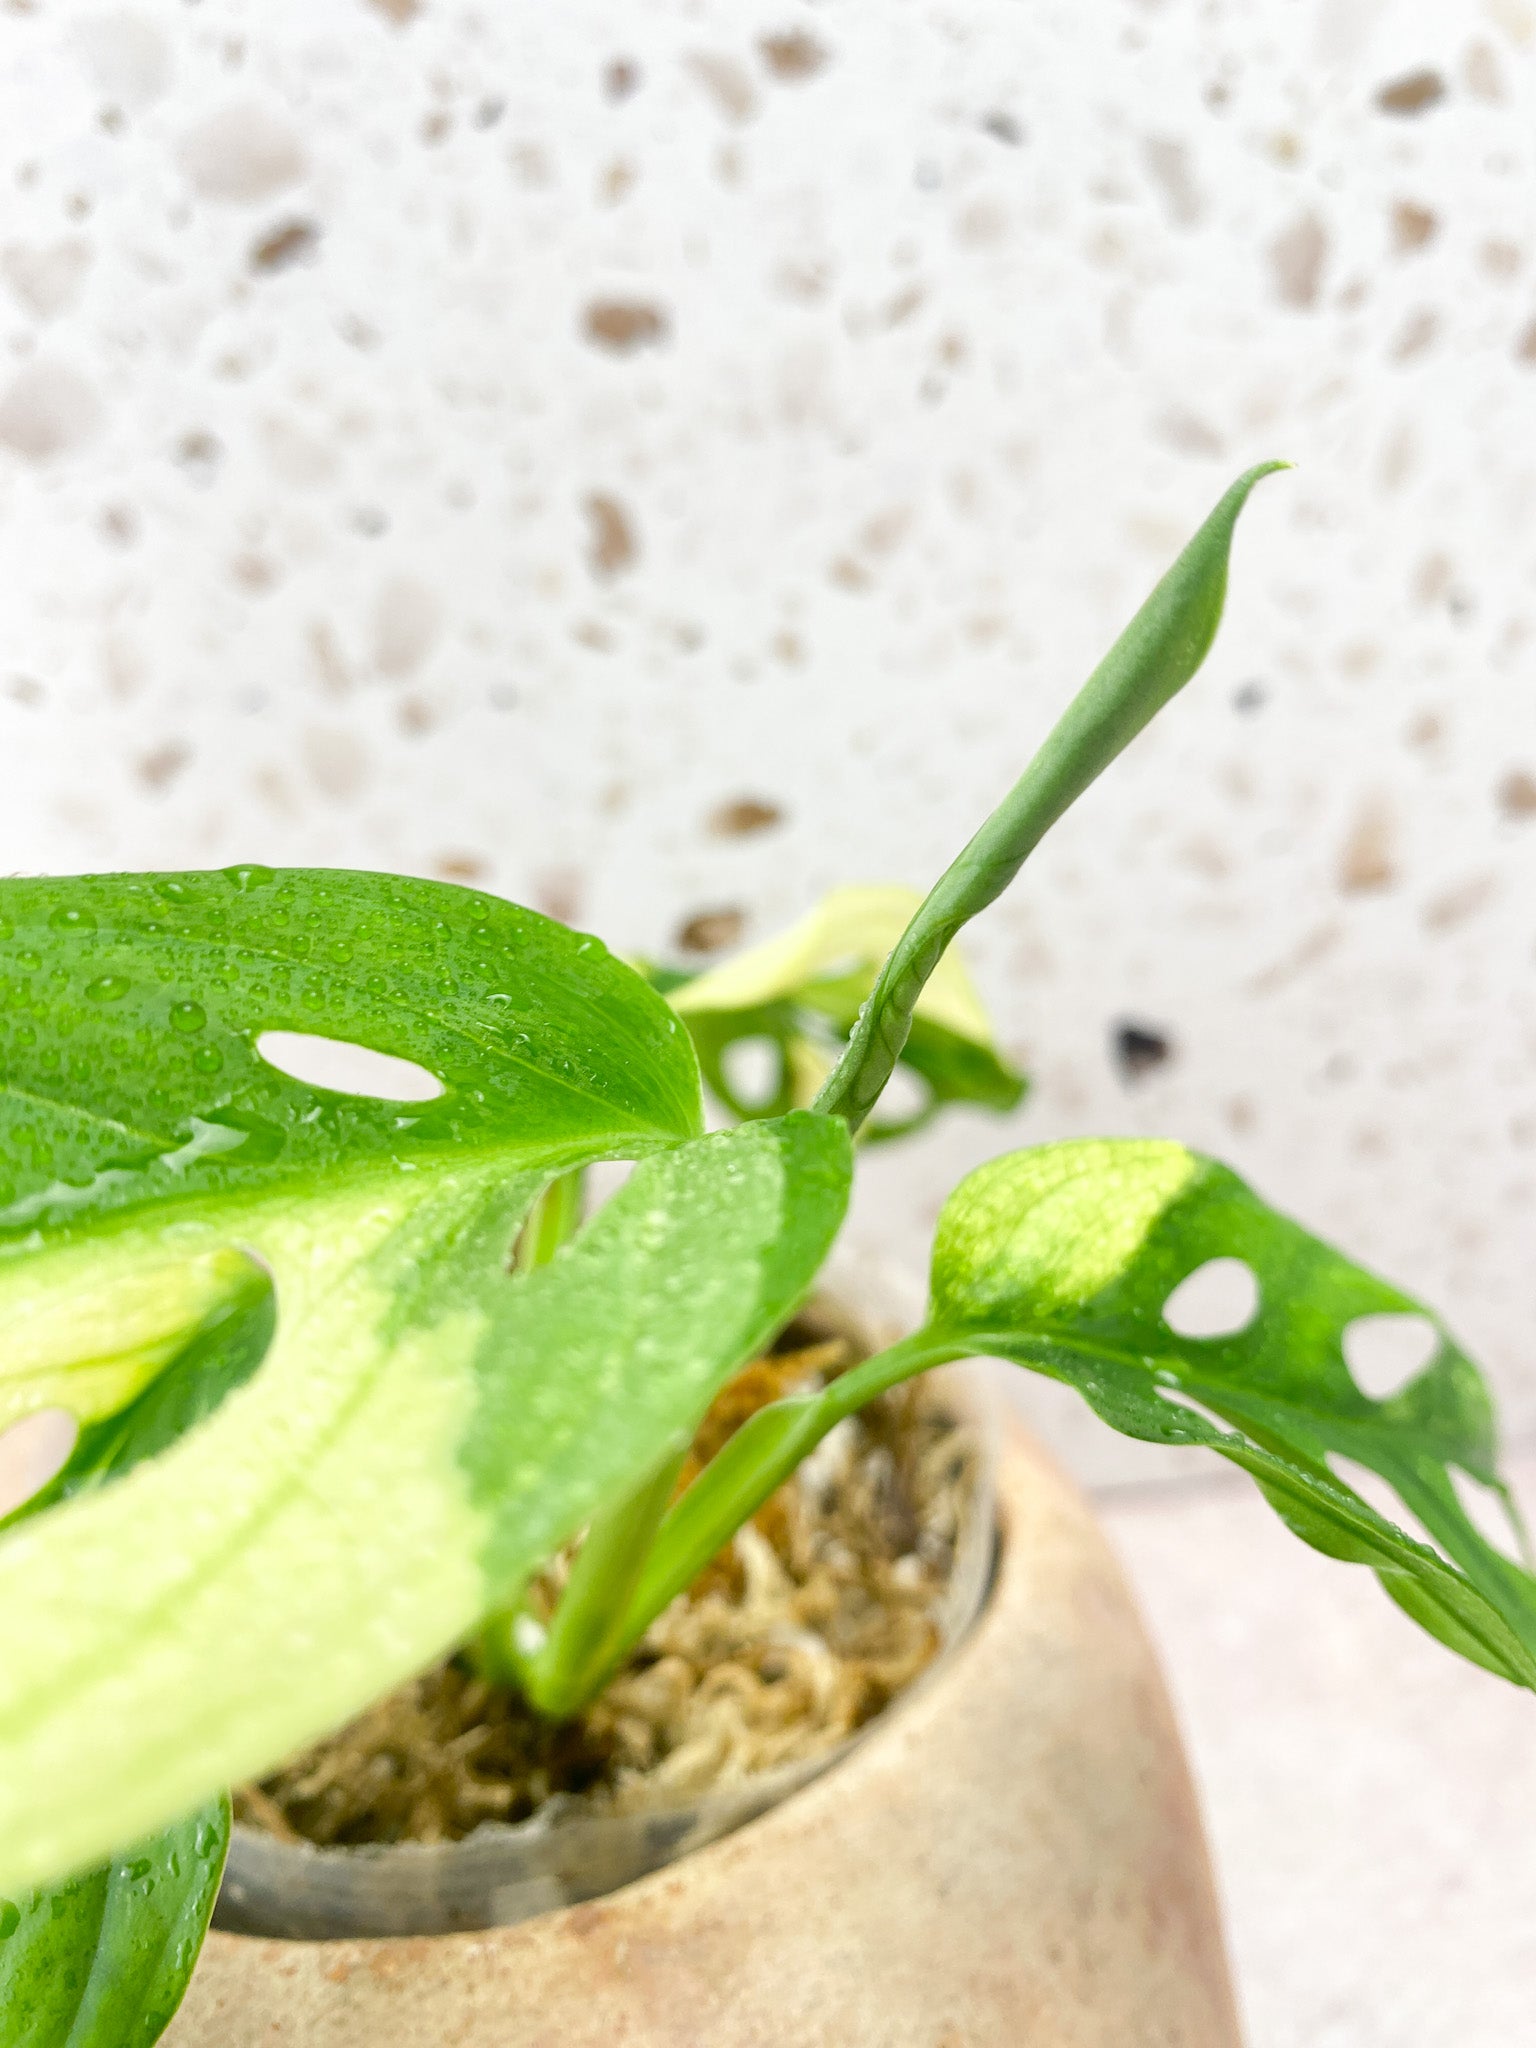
(85, 974, 130, 1003)
(224, 863, 274, 891)
(49, 905, 97, 933)
(169, 1001, 206, 1034)
(192, 1045, 223, 1074)
(0, 1899, 18, 1939)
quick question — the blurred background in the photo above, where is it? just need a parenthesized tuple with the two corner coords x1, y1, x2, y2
(1, 1, 1531, 2038)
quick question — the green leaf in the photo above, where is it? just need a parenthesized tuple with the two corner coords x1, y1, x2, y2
(1, 1260, 275, 1534)
(814, 464, 1287, 1132)
(0, 866, 701, 1255)
(0, 1107, 849, 1895)
(0, 1800, 228, 2048)
(660, 885, 1026, 1137)
(925, 1138, 1536, 1688)
(0, 865, 710, 1893)
(0, 1255, 257, 2046)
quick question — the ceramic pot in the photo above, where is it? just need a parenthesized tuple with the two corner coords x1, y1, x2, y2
(168, 1415, 1241, 2045)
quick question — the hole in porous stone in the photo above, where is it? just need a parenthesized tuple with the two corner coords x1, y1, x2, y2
(1163, 1258, 1260, 1339)
(0, 1407, 77, 1518)
(1376, 69, 1446, 116)
(1343, 1313, 1439, 1399)
(719, 1035, 782, 1111)
(1113, 1020, 1174, 1082)
(676, 906, 746, 955)
(255, 1031, 444, 1102)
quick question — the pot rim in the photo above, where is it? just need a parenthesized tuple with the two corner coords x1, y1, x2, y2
(215, 1267, 1000, 1941)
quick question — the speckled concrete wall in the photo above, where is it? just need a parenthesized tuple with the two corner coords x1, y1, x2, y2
(3, 0, 1534, 1484)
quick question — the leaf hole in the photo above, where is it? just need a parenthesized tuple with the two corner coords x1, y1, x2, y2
(254, 1031, 445, 1102)
(581, 1157, 637, 1218)
(1448, 1466, 1529, 1566)
(1162, 1257, 1260, 1338)
(0, 1407, 77, 1518)
(718, 1035, 784, 1112)
(873, 1060, 933, 1125)
(1342, 1313, 1439, 1400)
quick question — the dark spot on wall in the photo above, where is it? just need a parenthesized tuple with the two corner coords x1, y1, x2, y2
(1376, 69, 1446, 115)
(1156, 409, 1224, 457)
(1422, 874, 1495, 932)
(1113, 1021, 1174, 1083)
(397, 696, 439, 736)
(1338, 795, 1397, 893)
(686, 53, 758, 123)
(1390, 308, 1438, 361)
(1232, 679, 1267, 713)
(174, 429, 222, 483)
(367, 0, 420, 22)
(434, 852, 490, 882)
(583, 299, 669, 353)
(1269, 211, 1328, 309)
(759, 29, 829, 80)
(1464, 40, 1505, 102)
(677, 906, 746, 955)
(230, 552, 278, 593)
(584, 491, 638, 577)
(1390, 200, 1438, 254)
(1498, 768, 1536, 819)
(707, 796, 784, 838)
(1142, 136, 1203, 228)
(532, 869, 585, 926)
(99, 502, 138, 546)
(603, 57, 641, 102)
(1516, 318, 1536, 364)
(138, 741, 190, 790)
(250, 218, 320, 272)
(980, 111, 1024, 146)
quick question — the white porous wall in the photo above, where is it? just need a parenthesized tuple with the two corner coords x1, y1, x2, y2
(2, 0, 1536, 1486)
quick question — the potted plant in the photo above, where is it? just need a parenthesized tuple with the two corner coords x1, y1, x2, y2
(3, 465, 1531, 2047)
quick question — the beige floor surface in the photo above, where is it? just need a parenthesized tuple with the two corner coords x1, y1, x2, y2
(1100, 1449, 1536, 2048)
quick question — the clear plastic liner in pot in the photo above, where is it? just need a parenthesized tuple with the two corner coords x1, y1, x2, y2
(216, 1299, 997, 1941)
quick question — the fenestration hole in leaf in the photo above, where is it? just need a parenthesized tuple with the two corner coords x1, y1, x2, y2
(1342, 1312, 1439, 1400)
(255, 1031, 445, 1102)
(719, 1035, 782, 1111)
(0, 1407, 77, 1519)
(874, 1060, 931, 1124)
(1163, 1257, 1260, 1338)
(1448, 1466, 1529, 1566)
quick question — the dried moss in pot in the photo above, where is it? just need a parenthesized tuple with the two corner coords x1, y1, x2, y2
(219, 1315, 994, 1938)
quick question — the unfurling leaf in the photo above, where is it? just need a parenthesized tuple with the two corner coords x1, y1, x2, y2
(815, 463, 1287, 1132)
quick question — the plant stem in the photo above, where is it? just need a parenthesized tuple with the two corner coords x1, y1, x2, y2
(605, 1328, 966, 1685)
(487, 1448, 687, 1718)
(814, 462, 1287, 1133)
(512, 1168, 585, 1271)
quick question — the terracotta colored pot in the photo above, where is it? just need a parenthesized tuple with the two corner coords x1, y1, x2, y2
(168, 1419, 1241, 2046)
